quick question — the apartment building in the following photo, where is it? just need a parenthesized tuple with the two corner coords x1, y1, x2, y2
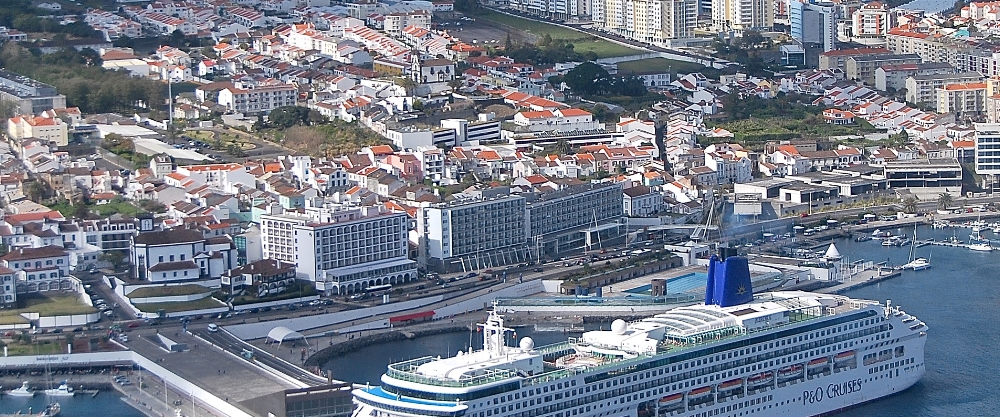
(600, 0, 697, 45)
(874, 62, 955, 92)
(818, 47, 890, 72)
(906, 72, 983, 105)
(509, 0, 593, 20)
(886, 29, 971, 65)
(7, 114, 68, 146)
(383, 11, 430, 35)
(845, 54, 921, 85)
(851, 1, 890, 43)
(261, 203, 414, 295)
(0, 246, 73, 295)
(512, 108, 603, 133)
(217, 83, 297, 114)
(712, 0, 773, 32)
(975, 123, 1000, 191)
(936, 82, 987, 115)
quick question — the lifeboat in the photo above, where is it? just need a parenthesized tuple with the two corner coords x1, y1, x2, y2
(777, 365, 803, 381)
(747, 372, 773, 388)
(689, 386, 713, 398)
(718, 379, 743, 391)
(659, 393, 683, 404)
(835, 351, 856, 363)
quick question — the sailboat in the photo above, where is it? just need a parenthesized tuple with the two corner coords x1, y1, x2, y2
(900, 226, 931, 270)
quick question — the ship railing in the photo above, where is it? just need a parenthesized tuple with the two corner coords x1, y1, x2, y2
(386, 364, 521, 388)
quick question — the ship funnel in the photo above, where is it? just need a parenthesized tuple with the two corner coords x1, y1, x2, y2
(705, 252, 753, 307)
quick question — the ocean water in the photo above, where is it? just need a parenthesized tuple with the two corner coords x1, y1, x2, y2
(324, 225, 1000, 416)
(0, 391, 145, 417)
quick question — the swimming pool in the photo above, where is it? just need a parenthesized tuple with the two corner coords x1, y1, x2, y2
(624, 272, 709, 295)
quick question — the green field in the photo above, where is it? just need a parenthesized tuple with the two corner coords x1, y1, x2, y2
(136, 297, 226, 313)
(0, 294, 97, 318)
(128, 284, 212, 298)
(616, 57, 708, 76)
(3, 341, 66, 356)
(476, 10, 640, 58)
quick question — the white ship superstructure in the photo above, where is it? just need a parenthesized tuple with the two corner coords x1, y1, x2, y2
(352, 254, 927, 417)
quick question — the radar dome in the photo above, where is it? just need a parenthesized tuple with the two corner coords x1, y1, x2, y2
(519, 337, 535, 350)
(611, 319, 628, 335)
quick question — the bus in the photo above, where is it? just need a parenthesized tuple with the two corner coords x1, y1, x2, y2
(365, 284, 392, 293)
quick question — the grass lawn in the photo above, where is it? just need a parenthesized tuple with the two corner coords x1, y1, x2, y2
(8, 294, 97, 316)
(3, 341, 66, 356)
(0, 314, 29, 325)
(475, 10, 640, 58)
(127, 284, 213, 298)
(616, 57, 708, 76)
(136, 297, 226, 313)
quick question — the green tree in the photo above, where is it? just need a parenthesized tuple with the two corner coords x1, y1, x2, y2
(72, 201, 90, 219)
(447, 78, 464, 93)
(412, 99, 424, 111)
(25, 181, 46, 203)
(99, 251, 125, 270)
(901, 197, 918, 214)
(938, 192, 954, 210)
(563, 62, 610, 96)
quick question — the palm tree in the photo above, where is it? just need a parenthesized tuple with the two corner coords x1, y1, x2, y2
(937, 192, 953, 210)
(902, 197, 918, 214)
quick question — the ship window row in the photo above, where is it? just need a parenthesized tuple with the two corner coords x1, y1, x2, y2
(584, 310, 878, 385)
(577, 324, 889, 407)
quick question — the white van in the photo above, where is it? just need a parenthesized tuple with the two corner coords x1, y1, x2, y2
(207, 323, 219, 332)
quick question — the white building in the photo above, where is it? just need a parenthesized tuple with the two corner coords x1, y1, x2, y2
(0, 246, 73, 294)
(975, 123, 1000, 191)
(217, 83, 297, 114)
(851, 1, 890, 44)
(417, 194, 527, 272)
(623, 185, 663, 216)
(512, 108, 603, 133)
(712, 0, 773, 32)
(131, 229, 236, 283)
(260, 202, 415, 295)
(599, 0, 696, 45)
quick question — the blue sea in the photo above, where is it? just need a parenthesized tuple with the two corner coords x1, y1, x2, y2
(324, 225, 1000, 416)
(0, 391, 145, 417)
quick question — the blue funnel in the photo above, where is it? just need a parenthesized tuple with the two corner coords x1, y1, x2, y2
(704, 255, 753, 307)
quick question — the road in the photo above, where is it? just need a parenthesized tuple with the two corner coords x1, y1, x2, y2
(191, 328, 326, 386)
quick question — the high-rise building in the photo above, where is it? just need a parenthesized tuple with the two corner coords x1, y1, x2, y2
(260, 201, 415, 295)
(712, 0, 773, 32)
(974, 123, 1000, 191)
(599, 0, 697, 45)
(789, 0, 836, 52)
(851, 1, 890, 44)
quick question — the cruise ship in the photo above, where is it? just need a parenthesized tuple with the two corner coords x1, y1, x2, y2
(352, 252, 927, 417)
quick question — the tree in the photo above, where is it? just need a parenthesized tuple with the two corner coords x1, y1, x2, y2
(72, 201, 90, 219)
(25, 181, 46, 203)
(901, 197, 918, 214)
(740, 30, 766, 49)
(938, 192, 954, 210)
(169, 29, 186, 47)
(447, 78, 464, 93)
(412, 99, 424, 111)
(99, 251, 125, 270)
(563, 62, 610, 96)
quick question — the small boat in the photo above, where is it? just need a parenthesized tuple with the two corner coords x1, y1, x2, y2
(969, 242, 993, 252)
(40, 402, 61, 417)
(7, 381, 35, 397)
(900, 258, 930, 271)
(43, 381, 74, 397)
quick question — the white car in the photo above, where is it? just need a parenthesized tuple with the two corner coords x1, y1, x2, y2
(207, 323, 219, 332)
(118, 334, 128, 343)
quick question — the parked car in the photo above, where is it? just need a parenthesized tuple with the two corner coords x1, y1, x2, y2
(207, 323, 219, 332)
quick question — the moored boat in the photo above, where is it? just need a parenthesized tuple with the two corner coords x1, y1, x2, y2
(7, 381, 35, 397)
